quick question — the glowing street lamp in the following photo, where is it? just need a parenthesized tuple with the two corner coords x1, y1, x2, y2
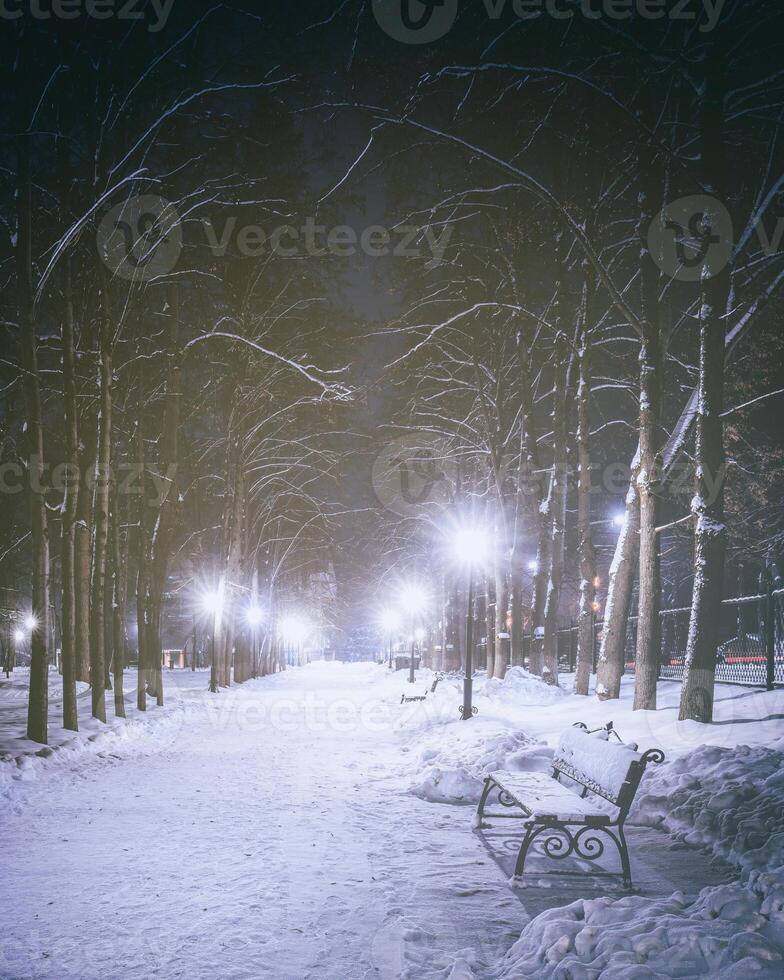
(13, 629, 24, 645)
(612, 512, 626, 528)
(245, 605, 263, 627)
(449, 525, 490, 721)
(399, 584, 427, 617)
(24, 614, 38, 632)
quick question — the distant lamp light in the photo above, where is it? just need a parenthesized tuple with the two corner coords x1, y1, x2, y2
(528, 560, 538, 573)
(593, 576, 601, 588)
(245, 605, 263, 628)
(612, 513, 626, 528)
(450, 527, 489, 567)
(13, 629, 25, 644)
(278, 615, 309, 646)
(380, 609, 400, 634)
(592, 601, 601, 613)
(24, 614, 38, 632)
(399, 583, 428, 616)
(200, 582, 225, 630)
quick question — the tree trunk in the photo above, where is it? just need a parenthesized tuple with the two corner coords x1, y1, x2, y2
(74, 468, 93, 683)
(493, 561, 508, 680)
(135, 396, 151, 712)
(510, 558, 524, 668)
(484, 573, 495, 677)
(680, 48, 730, 723)
(73, 320, 96, 687)
(60, 256, 79, 731)
(4, 622, 16, 675)
(112, 483, 127, 718)
(17, 56, 50, 744)
(542, 332, 568, 686)
(575, 281, 596, 697)
(146, 285, 182, 705)
(518, 329, 549, 678)
(633, 338, 663, 711)
(633, 94, 664, 712)
(596, 485, 640, 699)
(89, 311, 112, 723)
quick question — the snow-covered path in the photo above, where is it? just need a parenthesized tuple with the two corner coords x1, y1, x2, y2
(1, 664, 523, 979)
(3, 661, 779, 979)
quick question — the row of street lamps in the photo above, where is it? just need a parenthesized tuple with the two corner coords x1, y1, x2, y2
(199, 581, 312, 691)
(377, 512, 625, 720)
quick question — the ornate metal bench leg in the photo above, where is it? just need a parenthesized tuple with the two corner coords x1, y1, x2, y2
(513, 824, 536, 878)
(474, 777, 494, 828)
(617, 825, 632, 889)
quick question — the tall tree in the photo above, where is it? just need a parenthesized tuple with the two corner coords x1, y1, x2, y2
(679, 46, 731, 723)
(17, 33, 50, 745)
(89, 296, 112, 723)
(574, 275, 596, 697)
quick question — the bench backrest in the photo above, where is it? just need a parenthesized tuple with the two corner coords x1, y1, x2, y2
(552, 726, 659, 815)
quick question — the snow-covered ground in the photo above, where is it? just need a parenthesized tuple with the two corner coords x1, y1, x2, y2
(1, 663, 782, 978)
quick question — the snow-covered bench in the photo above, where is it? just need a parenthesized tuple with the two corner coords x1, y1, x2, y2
(474, 723, 664, 889)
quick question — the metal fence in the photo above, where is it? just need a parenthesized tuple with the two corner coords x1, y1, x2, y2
(546, 588, 784, 689)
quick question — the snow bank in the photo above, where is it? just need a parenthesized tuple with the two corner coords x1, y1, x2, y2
(633, 742, 784, 873)
(487, 740, 784, 978)
(496, 868, 784, 978)
(403, 668, 560, 805)
(480, 666, 570, 709)
(0, 694, 193, 812)
(409, 729, 554, 805)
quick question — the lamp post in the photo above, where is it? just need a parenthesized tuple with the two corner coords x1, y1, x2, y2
(450, 527, 488, 721)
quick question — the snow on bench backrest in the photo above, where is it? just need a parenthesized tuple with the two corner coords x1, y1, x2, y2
(553, 727, 643, 805)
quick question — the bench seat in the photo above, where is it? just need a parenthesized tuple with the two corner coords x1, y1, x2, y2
(486, 770, 613, 824)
